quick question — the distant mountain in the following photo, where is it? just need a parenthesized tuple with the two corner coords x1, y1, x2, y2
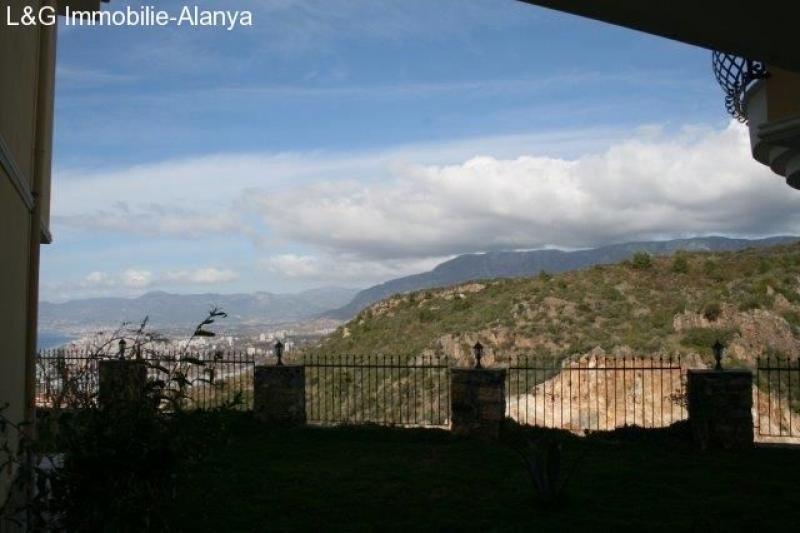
(326, 236, 799, 319)
(39, 287, 358, 333)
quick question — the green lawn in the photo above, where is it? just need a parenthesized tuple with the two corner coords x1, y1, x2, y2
(169, 415, 800, 531)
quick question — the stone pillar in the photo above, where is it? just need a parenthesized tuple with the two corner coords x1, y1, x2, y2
(254, 365, 306, 424)
(687, 370, 753, 451)
(450, 368, 506, 439)
(98, 360, 147, 408)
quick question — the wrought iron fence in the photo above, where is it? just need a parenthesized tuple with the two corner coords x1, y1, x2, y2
(507, 356, 686, 432)
(756, 357, 800, 438)
(36, 350, 101, 409)
(303, 355, 450, 427)
(35, 350, 256, 410)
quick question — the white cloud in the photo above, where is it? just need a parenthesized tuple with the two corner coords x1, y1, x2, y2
(164, 268, 238, 284)
(52, 128, 620, 239)
(260, 253, 444, 283)
(50, 122, 800, 295)
(44, 267, 238, 301)
(260, 254, 321, 278)
(80, 269, 153, 289)
(84, 271, 111, 285)
(53, 203, 243, 239)
(120, 269, 154, 288)
(248, 122, 800, 259)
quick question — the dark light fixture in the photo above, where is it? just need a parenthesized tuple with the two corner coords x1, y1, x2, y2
(713, 340, 724, 371)
(473, 341, 484, 369)
(274, 339, 284, 366)
(118, 338, 127, 360)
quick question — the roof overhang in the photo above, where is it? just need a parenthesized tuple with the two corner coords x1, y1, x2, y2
(58, 0, 107, 16)
(517, 1, 800, 73)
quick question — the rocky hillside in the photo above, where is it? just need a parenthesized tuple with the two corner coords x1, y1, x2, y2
(325, 236, 797, 319)
(308, 242, 800, 371)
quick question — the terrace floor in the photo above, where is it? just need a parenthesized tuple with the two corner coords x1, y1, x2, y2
(169, 415, 800, 531)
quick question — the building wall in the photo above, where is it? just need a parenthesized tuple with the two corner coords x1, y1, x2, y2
(765, 67, 800, 122)
(0, 176, 32, 507)
(0, 0, 53, 506)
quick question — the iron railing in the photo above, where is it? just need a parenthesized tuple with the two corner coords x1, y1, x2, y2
(303, 355, 450, 427)
(756, 357, 800, 438)
(507, 356, 686, 432)
(35, 350, 256, 410)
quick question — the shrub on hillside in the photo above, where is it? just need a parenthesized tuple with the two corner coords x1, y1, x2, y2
(671, 254, 690, 273)
(781, 310, 800, 329)
(417, 308, 435, 322)
(631, 251, 653, 270)
(702, 301, 722, 322)
(737, 291, 773, 311)
(680, 327, 736, 356)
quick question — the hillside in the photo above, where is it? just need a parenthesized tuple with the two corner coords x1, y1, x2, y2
(326, 236, 798, 319)
(39, 287, 358, 333)
(308, 242, 800, 370)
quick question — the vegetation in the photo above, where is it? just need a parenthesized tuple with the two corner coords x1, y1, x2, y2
(671, 253, 690, 274)
(167, 414, 800, 531)
(2, 310, 237, 531)
(307, 243, 800, 371)
(631, 251, 653, 270)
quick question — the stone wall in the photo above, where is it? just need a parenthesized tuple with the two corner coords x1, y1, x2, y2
(687, 370, 753, 450)
(254, 365, 306, 424)
(98, 360, 147, 408)
(451, 368, 506, 439)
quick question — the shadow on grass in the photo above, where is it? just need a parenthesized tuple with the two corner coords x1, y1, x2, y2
(167, 413, 800, 531)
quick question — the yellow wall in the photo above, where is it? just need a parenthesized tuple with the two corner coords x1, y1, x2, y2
(0, 175, 32, 505)
(766, 67, 800, 122)
(0, 0, 52, 505)
(0, 3, 42, 188)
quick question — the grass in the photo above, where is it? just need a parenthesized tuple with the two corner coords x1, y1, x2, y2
(168, 413, 800, 531)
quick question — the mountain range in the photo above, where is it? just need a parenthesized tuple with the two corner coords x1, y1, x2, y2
(310, 238, 800, 367)
(324, 236, 799, 319)
(38, 287, 358, 333)
(39, 236, 798, 333)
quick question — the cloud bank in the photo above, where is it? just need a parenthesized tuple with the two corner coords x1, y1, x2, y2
(42, 267, 238, 301)
(50, 122, 800, 289)
(252, 122, 800, 265)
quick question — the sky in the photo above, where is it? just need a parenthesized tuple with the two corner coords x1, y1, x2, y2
(40, 0, 800, 302)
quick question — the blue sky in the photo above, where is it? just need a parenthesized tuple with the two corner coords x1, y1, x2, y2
(40, 0, 800, 301)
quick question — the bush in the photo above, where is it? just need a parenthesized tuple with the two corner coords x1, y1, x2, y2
(781, 310, 800, 329)
(631, 251, 652, 270)
(671, 254, 689, 273)
(737, 291, 773, 311)
(702, 301, 722, 322)
(702, 259, 724, 280)
(417, 308, 435, 322)
(2, 310, 235, 531)
(680, 327, 736, 355)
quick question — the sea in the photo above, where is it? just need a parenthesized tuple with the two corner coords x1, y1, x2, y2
(37, 331, 75, 351)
